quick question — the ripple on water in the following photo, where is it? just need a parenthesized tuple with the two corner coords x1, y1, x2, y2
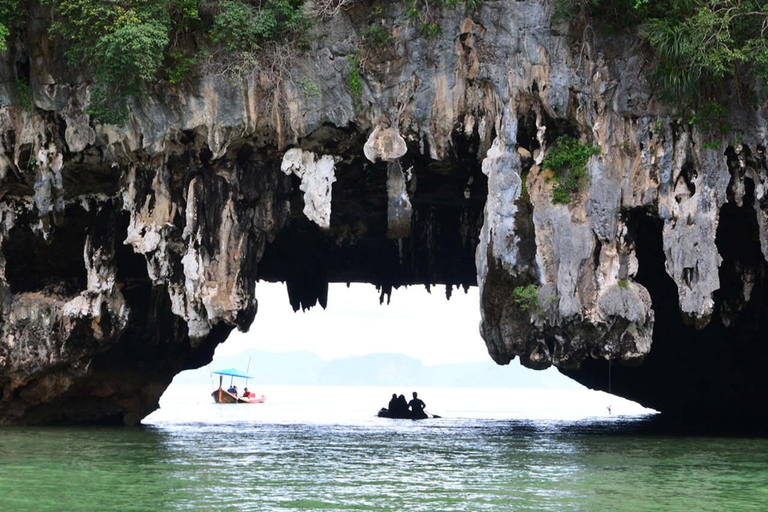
(2, 392, 768, 511)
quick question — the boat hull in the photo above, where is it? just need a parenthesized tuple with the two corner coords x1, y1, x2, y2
(212, 389, 266, 404)
(377, 407, 430, 420)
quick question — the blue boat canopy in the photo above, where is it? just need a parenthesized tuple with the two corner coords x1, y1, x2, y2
(212, 368, 254, 379)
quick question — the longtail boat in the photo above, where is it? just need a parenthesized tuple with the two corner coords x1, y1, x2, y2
(211, 368, 266, 404)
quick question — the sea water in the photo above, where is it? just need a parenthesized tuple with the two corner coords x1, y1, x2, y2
(1, 385, 767, 511)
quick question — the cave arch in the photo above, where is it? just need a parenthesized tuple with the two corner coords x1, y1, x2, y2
(565, 187, 768, 426)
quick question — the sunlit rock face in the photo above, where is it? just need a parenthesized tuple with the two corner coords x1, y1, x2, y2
(1, 1, 767, 425)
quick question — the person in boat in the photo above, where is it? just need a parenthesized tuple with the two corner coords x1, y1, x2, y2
(408, 391, 427, 419)
(230, 385, 239, 396)
(243, 387, 252, 398)
(388, 393, 399, 413)
(396, 394, 408, 415)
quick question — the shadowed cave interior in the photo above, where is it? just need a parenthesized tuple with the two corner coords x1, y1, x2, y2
(565, 175, 768, 426)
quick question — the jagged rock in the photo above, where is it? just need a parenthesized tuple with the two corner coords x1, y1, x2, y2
(0, 0, 767, 426)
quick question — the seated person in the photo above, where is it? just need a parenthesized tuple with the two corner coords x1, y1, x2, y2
(408, 391, 427, 419)
(388, 393, 398, 412)
(396, 394, 408, 414)
(243, 387, 253, 398)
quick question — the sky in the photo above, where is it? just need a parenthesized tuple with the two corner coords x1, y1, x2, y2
(217, 282, 494, 366)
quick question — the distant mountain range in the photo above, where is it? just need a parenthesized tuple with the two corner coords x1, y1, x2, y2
(173, 350, 583, 389)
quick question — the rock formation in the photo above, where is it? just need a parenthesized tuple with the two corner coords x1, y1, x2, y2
(0, 1, 766, 425)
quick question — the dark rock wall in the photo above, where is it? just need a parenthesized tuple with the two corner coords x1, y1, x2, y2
(0, 141, 292, 424)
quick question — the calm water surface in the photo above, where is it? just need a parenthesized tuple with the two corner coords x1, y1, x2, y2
(1, 385, 766, 511)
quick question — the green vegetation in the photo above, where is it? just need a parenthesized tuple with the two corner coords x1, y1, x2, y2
(555, 0, 768, 108)
(25, 0, 311, 124)
(542, 135, 600, 204)
(688, 100, 730, 135)
(166, 50, 199, 85)
(0, 0, 24, 51)
(40, 0, 179, 123)
(0, 23, 7, 50)
(520, 167, 530, 197)
(618, 278, 628, 289)
(404, 0, 482, 41)
(361, 24, 392, 47)
(14, 76, 32, 112)
(87, 86, 130, 126)
(347, 49, 363, 111)
(356, 3, 397, 70)
(299, 76, 320, 99)
(211, 1, 263, 52)
(512, 284, 540, 312)
(0, 0, 487, 122)
(211, 0, 311, 53)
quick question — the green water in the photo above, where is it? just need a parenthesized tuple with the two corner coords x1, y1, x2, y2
(1, 419, 767, 511)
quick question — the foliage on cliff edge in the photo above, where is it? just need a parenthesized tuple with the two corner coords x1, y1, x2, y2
(0, 0, 23, 50)
(556, 0, 768, 105)
(0, 0, 491, 123)
(0, 0, 312, 123)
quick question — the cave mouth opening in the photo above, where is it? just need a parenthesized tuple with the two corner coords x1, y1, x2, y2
(146, 281, 653, 425)
(150, 120, 658, 424)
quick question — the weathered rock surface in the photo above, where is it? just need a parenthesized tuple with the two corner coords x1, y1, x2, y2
(0, 1, 767, 425)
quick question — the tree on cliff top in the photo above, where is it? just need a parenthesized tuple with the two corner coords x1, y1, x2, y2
(555, 0, 768, 107)
(29, 0, 312, 124)
(0, 0, 24, 51)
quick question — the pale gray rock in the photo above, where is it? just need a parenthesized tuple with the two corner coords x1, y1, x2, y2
(281, 148, 339, 229)
(364, 126, 408, 163)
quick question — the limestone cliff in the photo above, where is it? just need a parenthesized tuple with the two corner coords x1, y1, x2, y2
(1, 0, 767, 425)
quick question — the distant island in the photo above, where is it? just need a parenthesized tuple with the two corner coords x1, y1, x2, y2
(173, 350, 583, 389)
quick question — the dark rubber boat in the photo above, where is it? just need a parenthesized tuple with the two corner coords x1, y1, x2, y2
(377, 408, 439, 419)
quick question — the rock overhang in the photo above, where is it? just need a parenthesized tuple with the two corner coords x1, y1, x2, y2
(0, 0, 766, 426)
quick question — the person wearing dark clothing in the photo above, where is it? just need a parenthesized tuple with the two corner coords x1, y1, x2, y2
(388, 393, 399, 413)
(408, 391, 427, 419)
(397, 394, 408, 415)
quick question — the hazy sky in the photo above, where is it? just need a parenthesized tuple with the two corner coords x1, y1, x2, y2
(217, 282, 494, 366)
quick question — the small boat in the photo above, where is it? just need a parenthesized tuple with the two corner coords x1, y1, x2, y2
(377, 408, 439, 420)
(211, 368, 266, 404)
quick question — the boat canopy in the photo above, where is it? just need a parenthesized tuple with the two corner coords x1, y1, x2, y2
(212, 368, 254, 379)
